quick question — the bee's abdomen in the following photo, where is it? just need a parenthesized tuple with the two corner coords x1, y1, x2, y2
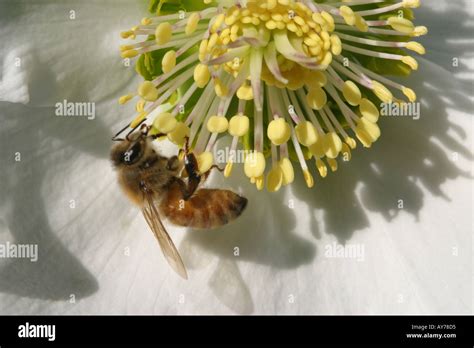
(159, 183, 247, 229)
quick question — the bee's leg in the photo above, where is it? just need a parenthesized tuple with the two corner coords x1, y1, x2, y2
(183, 136, 191, 154)
(177, 136, 201, 198)
(173, 177, 199, 201)
(180, 137, 226, 197)
(173, 137, 199, 200)
(182, 136, 223, 179)
(183, 154, 201, 200)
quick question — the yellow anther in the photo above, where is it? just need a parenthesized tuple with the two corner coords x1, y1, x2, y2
(120, 30, 134, 39)
(194, 64, 211, 88)
(341, 143, 352, 161)
(309, 138, 326, 158)
(295, 121, 319, 147)
(294, 16, 305, 26)
(244, 151, 266, 179)
(312, 12, 325, 26)
(267, 166, 283, 192)
(135, 99, 146, 112)
(303, 169, 314, 188)
(130, 112, 147, 129)
(354, 13, 368, 32)
(211, 13, 225, 33)
(186, 13, 200, 35)
(213, 77, 228, 97)
(327, 158, 338, 172)
(279, 157, 295, 185)
(267, 118, 291, 146)
(153, 113, 177, 134)
(340, 6, 355, 26)
(304, 71, 327, 88)
(315, 158, 327, 178)
(167, 122, 190, 147)
(412, 26, 428, 37)
(321, 11, 335, 32)
(402, 0, 420, 8)
(120, 45, 134, 52)
(207, 116, 229, 133)
(320, 51, 333, 67)
(266, 20, 277, 30)
(224, 161, 233, 178)
(229, 115, 249, 137)
(119, 94, 133, 105)
(225, 15, 238, 27)
(342, 80, 362, 106)
(121, 50, 139, 59)
(207, 33, 218, 51)
(355, 127, 373, 148)
(138, 81, 159, 102)
(199, 39, 208, 61)
(357, 117, 381, 142)
(256, 175, 265, 191)
(306, 86, 327, 110)
(406, 42, 425, 55)
(197, 152, 214, 174)
(388, 17, 414, 34)
(237, 83, 254, 100)
(141, 17, 152, 26)
(372, 80, 393, 103)
(267, 0, 278, 10)
(401, 56, 418, 70)
(323, 132, 343, 159)
(330, 34, 342, 55)
(162, 50, 176, 74)
(402, 87, 417, 102)
(359, 98, 379, 123)
(155, 22, 173, 45)
(345, 137, 357, 150)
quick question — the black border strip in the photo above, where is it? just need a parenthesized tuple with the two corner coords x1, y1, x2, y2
(0, 315, 473, 346)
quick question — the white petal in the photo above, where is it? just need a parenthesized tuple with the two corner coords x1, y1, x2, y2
(0, 0, 472, 315)
(0, 0, 146, 105)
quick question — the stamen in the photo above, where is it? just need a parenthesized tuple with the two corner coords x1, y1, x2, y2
(118, 0, 427, 191)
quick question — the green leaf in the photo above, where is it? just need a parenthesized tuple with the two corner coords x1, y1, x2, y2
(148, 0, 213, 15)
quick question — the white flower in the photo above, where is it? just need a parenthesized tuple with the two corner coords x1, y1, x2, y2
(0, 0, 472, 314)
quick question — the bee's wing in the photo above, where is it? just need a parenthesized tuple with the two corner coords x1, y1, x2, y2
(142, 191, 188, 280)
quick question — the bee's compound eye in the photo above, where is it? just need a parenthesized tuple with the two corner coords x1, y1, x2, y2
(123, 142, 142, 164)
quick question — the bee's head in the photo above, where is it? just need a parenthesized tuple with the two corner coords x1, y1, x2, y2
(110, 131, 148, 168)
(111, 122, 166, 168)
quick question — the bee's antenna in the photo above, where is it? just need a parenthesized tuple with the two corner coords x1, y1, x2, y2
(112, 123, 130, 141)
(149, 132, 166, 140)
(111, 118, 149, 142)
(126, 118, 148, 141)
(140, 124, 166, 140)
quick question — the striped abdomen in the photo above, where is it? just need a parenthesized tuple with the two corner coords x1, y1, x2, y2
(159, 181, 247, 229)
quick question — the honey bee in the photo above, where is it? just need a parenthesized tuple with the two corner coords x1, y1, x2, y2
(110, 123, 247, 279)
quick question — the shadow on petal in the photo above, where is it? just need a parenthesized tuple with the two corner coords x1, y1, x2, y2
(181, 168, 316, 270)
(290, 63, 473, 243)
(0, 54, 115, 300)
(290, 2, 474, 243)
(208, 259, 254, 315)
